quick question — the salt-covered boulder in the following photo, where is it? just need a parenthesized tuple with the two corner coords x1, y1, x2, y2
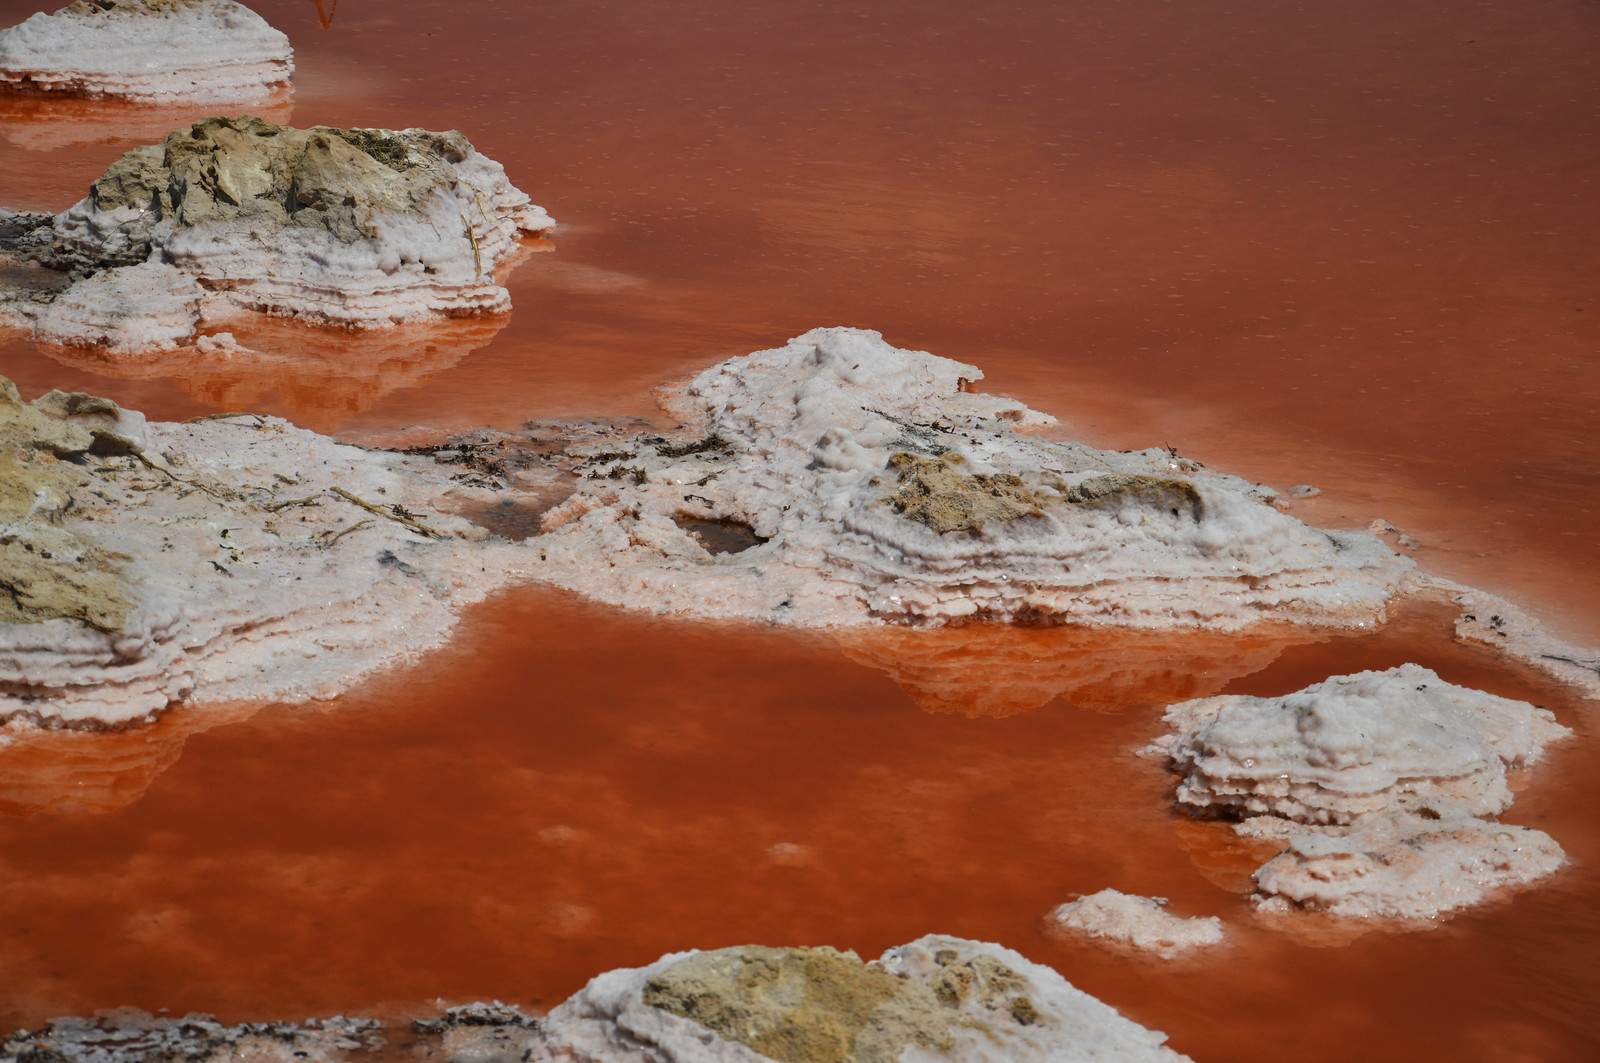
(1048, 890, 1224, 958)
(526, 327, 1413, 628)
(0, 0, 293, 101)
(527, 936, 1190, 1062)
(1154, 665, 1572, 920)
(0, 115, 555, 350)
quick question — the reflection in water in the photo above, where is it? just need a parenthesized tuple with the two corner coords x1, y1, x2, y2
(0, 89, 294, 155)
(307, 0, 338, 30)
(0, 587, 1593, 1063)
(840, 622, 1311, 718)
(35, 242, 548, 433)
(0, 704, 258, 818)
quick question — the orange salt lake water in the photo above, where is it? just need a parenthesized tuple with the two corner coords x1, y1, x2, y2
(0, 0, 1597, 1059)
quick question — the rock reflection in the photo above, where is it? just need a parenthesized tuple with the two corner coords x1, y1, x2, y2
(0, 704, 255, 818)
(839, 622, 1314, 718)
(0, 90, 294, 154)
(33, 243, 547, 433)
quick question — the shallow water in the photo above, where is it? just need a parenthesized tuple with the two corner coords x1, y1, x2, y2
(1, 0, 1597, 1059)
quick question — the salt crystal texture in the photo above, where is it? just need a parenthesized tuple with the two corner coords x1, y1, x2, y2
(527, 936, 1190, 1062)
(1, 116, 555, 351)
(0, 0, 293, 102)
(1156, 664, 1572, 919)
(1049, 890, 1224, 958)
(528, 327, 1413, 627)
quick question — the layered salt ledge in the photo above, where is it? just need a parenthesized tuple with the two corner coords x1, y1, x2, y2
(0, 0, 292, 101)
(0, 115, 555, 350)
(1154, 665, 1572, 919)
(0, 377, 529, 727)
(1049, 890, 1224, 958)
(527, 327, 1412, 627)
(529, 937, 1189, 1063)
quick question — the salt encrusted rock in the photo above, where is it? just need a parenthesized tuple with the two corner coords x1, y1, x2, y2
(1155, 665, 1573, 920)
(527, 936, 1190, 1062)
(0, 0, 293, 102)
(527, 327, 1412, 627)
(0, 374, 528, 727)
(1048, 890, 1224, 958)
(1, 115, 555, 349)
(1159, 664, 1570, 825)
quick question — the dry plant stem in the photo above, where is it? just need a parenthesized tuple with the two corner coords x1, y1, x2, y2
(315, 518, 373, 549)
(329, 487, 448, 539)
(262, 496, 320, 512)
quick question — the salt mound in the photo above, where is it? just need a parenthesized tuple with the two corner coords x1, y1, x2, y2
(528, 936, 1189, 1062)
(0, 375, 526, 727)
(1, 115, 555, 350)
(528, 327, 1412, 627)
(1161, 663, 1570, 824)
(1049, 890, 1224, 958)
(1156, 665, 1572, 920)
(0, 0, 293, 101)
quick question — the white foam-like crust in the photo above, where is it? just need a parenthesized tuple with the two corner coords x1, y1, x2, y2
(1048, 890, 1224, 958)
(0, 0, 293, 101)
(30, 260, 203, 352)
(530, 328, 1414, 628)
(1158, 663, 1571, 824)
(1250, 814, 1566, 919)
(527, 936, 1189, 1063)
(1157, 665, 1573, 919)
(1, 414, 526, 727)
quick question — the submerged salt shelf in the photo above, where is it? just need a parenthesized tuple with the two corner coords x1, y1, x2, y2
(1048, 890, 1224, 958)
(0, 115, 555, 351)
(0, 0, 293, 102)
(1154, 665, 1572, 919)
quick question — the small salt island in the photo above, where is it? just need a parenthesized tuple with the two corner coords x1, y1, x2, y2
(0, 0, 293, 101)
(0, 115, 555, 353)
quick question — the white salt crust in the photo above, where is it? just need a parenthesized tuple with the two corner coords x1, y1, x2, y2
(1156, 665, 1572, 919)
(528, 327, 1415, 628)
(0, 0, 293, 102)
(527, 936, 1189, 1063)
(1, 407, 528, 727)
(1048, 890, 1224, 958)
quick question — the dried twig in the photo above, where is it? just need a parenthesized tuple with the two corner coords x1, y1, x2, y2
(186, 411, 266, 425)
(263, 495, 321, 512)
(329, 487, 448, 539)
(462, 214, 482, 278)
(316, 519, 373, 549)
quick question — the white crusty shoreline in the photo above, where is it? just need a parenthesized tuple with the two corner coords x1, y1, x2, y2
(4, 327, 1596, 730)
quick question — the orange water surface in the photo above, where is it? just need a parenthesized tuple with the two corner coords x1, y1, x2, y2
(0, 0, 1597, 1060)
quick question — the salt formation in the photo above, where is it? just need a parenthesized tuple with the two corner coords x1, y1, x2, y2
(0, 115, 555, 351)
(0, 0, 293, 101)
(1049, 890, 1224, 958)
(1155, 664, 1572, 919)
(0, 375, 527, 727)
(528, 936, 1189, 1062)
(527, 327, 1412, 627)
